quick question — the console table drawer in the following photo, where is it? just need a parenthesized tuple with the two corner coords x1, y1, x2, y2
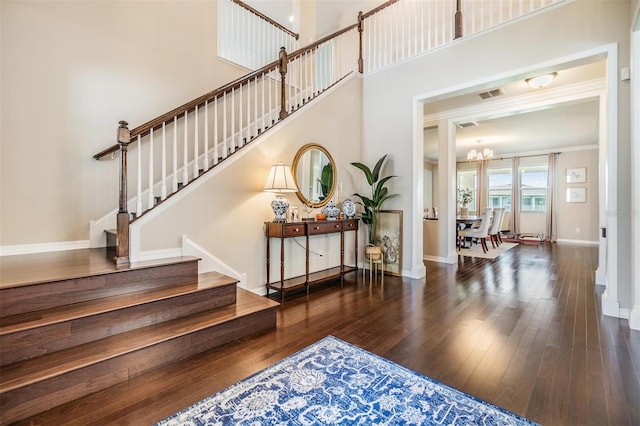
(265, 223, 305, 238)
(308, 221, 342, 235)
(342, 219, 359, 231)
(282, 224, 305, 237)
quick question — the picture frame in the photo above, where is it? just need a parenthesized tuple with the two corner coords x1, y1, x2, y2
(289, 206, 300, 222)
(375, 210, 403, 276)
(566, 167, 586, 183)
(566, 187, 586, 203)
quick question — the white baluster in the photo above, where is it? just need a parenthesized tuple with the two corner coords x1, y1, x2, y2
(254, 76, 258, 133)
(182, 111, 188, 185)
(261, 73, 266, 130)
(401, 0, 405, 60)
(204, 101, 209, 171)
(247, 78, 251, 138)
(136, 134, 142, 215)
(230, 87, 235, 153)
(268, 71, 272, 126)
(420, 0, 424, 53)
(172, 116, 178, 192)
(239, 84, 244, 146)
(193, 105, 199, 177)
(213, 99, 219, 165)
(148, 128, 155, 209)
(161, 122, 167, 200)
(223, 92, 227, 158)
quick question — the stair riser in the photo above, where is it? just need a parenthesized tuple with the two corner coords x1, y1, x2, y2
(0, 261, 199, 317)
(0, 307, 277, 425)
(0, 284, 237, 366)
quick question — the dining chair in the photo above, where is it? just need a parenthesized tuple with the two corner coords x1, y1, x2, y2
(460, 209, 492, 253)
(488, 208, 505, 248)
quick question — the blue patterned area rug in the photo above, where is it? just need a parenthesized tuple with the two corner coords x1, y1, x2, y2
(156, 336, 537, 425)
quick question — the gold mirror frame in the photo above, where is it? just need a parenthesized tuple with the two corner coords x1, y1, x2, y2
(292, 143, 336, 208)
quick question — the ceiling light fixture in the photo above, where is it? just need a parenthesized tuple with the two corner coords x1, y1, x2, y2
(525, 72, 557, 89)
(467, 140, 493, 162)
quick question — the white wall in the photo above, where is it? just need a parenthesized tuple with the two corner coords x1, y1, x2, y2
(0, 0, 246, 246)
(363, 1, 632, 302)
(556, 149, 600, 242)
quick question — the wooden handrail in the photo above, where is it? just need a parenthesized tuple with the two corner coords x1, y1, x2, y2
(361, 0, 399, 20)
(231, 0, 299, 40)
(288, 23, 358, 61)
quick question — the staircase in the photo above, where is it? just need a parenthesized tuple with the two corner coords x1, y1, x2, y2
(0, 249, 279, 424)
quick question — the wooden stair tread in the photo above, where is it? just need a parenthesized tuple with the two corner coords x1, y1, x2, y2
(0, 249, 200, 289)
(0, 272, 238, 335)
(0, 288, 278, 393)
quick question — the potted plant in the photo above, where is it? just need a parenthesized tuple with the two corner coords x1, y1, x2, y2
(351, 154, 397, 246)
(458, 188, 473, 218)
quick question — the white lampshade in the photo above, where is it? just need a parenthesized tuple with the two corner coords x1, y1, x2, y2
(467, 142, 494, 162)
(263, 163, 298, 193)
(264, 162, 297, 222)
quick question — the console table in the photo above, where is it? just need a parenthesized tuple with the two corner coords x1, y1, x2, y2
(265, 219, 358, 302)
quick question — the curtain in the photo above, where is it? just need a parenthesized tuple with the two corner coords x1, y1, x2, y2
(546, 153, 558, 242)
(477, 161, 488, 213)
(511, 157, 520, 235)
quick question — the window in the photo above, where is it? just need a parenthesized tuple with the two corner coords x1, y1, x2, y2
(519, 164, 548, 212)
(457, 169, 477, 212)
(487, 167, 512, 211)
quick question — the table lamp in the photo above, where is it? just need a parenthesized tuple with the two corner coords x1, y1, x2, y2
(263, 162, 298, 222)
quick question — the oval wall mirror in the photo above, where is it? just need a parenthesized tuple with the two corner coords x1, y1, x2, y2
(292, 143, 336, 208)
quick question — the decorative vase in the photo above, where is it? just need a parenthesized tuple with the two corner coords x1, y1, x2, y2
(460, 206, 469, 218)
(271, 195, 289, 222)
(322, 200, 340, 220)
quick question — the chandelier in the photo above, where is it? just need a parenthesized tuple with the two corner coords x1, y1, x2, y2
(467, 140, 493, 162)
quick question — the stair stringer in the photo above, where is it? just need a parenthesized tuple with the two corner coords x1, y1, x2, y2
(181, 235, 247, 289)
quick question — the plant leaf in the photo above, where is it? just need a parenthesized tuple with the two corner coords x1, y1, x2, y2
(371, 154, 388, 183)
(350, 162, 374, 186)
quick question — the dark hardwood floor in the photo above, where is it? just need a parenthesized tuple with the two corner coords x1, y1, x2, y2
(15, 243, 640, 425)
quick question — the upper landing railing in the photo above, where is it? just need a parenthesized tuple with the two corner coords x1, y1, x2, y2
(219, 0, 299, 70)
(94, 0, 563, 264)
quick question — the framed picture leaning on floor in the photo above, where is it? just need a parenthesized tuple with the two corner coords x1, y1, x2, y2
(375, 210, 403, 276)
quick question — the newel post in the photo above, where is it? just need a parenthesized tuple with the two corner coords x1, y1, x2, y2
(357, 11, 364, 74)
(278, 47, 288, 120)
(454, 0, 463, 39)
(115, 120, 130, 266)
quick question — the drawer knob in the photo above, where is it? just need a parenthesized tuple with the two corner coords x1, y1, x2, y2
(294, 228, 299, 232)
(335, 225, 340, 228)
(314, 226, 319, 230)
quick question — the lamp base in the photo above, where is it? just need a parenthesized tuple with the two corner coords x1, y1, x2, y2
(271, 195, 289, 222)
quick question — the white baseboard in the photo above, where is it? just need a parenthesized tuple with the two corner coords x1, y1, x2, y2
(136, 248, 182, 262)
(406, 264, 426, 279)
(556, 239, 599, 246)
(629, 306, 640, 331)
(181, 236, 246, 288)
(251, 286, 268, 296)
(0, 240, 90, 256)
(423, 254, 456, 264)
(601, 290, 623, 318)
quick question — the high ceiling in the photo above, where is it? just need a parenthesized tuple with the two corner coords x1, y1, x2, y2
(244, 2, 605, 163)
